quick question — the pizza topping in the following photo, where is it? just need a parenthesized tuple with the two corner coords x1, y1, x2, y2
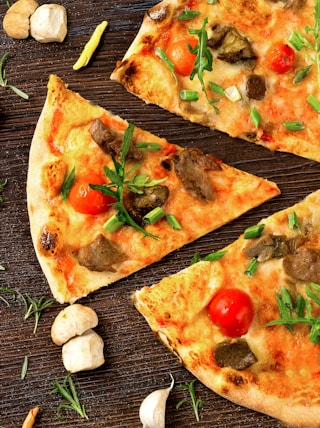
(208, 288, 254, 337)
(90, 118, 142, 161)
(39, 224, 60, 256)
(139, 374, 174, 428)
(68, 172, 116, 215)
(125, 184, 169, 225)
(283, 247, 320, 284)
(166, 37, 198, 76)
(246, 75, 266, 100)
(75, 234, 126, 272)
(244, 234, 289, 262)
(172, 147, 220, 200)
(266, 42, 295, 74)
(214, 339, 257, 370)
(147, 3, 170, 22)
(208, 25, 256, 64)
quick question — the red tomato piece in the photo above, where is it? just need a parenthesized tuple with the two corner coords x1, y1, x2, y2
(68, 172, 115, 215)
(266, 42, 295, 74)
(208, 288, 254, 337)
(166, 37, 198, 76)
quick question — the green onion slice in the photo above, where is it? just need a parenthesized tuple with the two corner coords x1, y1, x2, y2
(203, 250, 227, 261)
(103, 215, 125, 233)
(289, 31, 305, 51)
(244, 258, 258, 277)
(143, 207, 166, 225)
(288, 211, 302, 232)
(244, 224, 265, 239)
(166, 214, 182, 230)
(307, 94, 320, 113)
(250, 107, 261, 128)
(293, 65, 312, 84)
(283, 121, 305, 131)
(178, 10, 201, 20)
(61, 166, 75, 202)
(136, 142, 162, 151)
(208, 81, 225, 96)
(180, 89, 199, 101)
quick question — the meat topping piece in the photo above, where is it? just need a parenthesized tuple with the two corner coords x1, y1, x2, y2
(172, 147, 221, 201)
(214, 340, 257, 370)
(246, 75, 266, 100)
(267, 0, 305, 10)
(90, 119, 142, 161)
(75, 234, 127, 272)
(208, 25, 256, 63)
(125, 185, 169, 225)
(283, 247, 320, 284)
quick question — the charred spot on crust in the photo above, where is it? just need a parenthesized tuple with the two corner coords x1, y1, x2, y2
(225, 372, 247, 387)
(39, 225, 60, 257)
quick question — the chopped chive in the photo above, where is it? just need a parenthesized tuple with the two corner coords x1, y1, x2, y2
(143, 207, 166, 225)
(103, 215, 125, 233)
(244, 224, 265, 239)
(307, 94, 320, 113)
(166, 214, 182, 230)
(283, 121, 305, 131)
(224, 85, 241, 102)
(135, 142, 162, 151)
(289, 31, 305, 51)
(61, 166, 75, 202)
(21, 355, 28, 380)
(293, 65, 312, 84)
(244, 258, 258, 277)
(179, 89, 199, 101)
(203, 250, 227, 261)
(208, 81, 225, 96)
(250, 107, 261, 128)
(178, 10, 201, 20)
(288, 211, 302, 232)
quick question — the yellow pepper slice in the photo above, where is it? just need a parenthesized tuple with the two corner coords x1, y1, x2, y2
(73, 20, 108, 70)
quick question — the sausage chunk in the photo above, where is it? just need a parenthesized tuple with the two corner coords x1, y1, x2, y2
(246, 75, 266, 100)
(172, 148, 221, 201)
(75, 234, 127, 272)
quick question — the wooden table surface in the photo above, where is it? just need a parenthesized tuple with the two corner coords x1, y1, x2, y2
(1, 1, 320, 427)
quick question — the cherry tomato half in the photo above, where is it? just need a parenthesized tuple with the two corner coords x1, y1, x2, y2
(208, 288, 254, 337)
(68, 172, 115, 215)
(266, 42, 295, 74)
(166, 37, 198, 76)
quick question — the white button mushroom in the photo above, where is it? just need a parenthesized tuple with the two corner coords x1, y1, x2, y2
(3, 0, 39, 40)
(51, 303, 98, 346)
(30, 4, 67, 43)
(62, 329, 105, 373)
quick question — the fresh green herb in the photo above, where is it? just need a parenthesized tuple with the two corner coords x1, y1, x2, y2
(283, 121, 305, 131)
(208, 81, 225, 96)
(307, 94, 320, 112)
(266, 284, 320, 344)
(22, 294, 55, 334)
(244, 224, 265, 239)
(103, 214, 125, 233)
(289, 0, 320, 87)
(0, 286, 16, 305)
(207, 0, 219, 3)
(189, 17, 220, 113)
(288, 211, 302, 232)
(0, 178, 8, 203)
(0, 265, 5, 271)
(61, 166, 75, 201)
(191, 250, 226, 264)
(166, 213, 182, 230)
(250, 107, 261, 128)
(0, 53, 29, 99)
(244, 258, 258, 277)
(21, 355, 28, 380)
(293, 65, 312, 84)
(176, 379, 203, 422)
(5, 0, 11, 7)
(155, 47, 178, 84)
(135, 142, 162, 151)
(178, 10, 201, 20)
(143, 207, 166, 225)
(51, 372, 88, 420)
(180, 89, 199, 101)
(90, 123, 167, 240)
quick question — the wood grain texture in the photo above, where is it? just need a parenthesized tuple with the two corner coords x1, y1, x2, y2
(0, 1, 319, 427)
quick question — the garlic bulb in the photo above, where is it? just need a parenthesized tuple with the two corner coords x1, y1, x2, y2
(139, 374, 174, 428)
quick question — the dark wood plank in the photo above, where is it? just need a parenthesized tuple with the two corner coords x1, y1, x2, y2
(0, 1, 318, 427)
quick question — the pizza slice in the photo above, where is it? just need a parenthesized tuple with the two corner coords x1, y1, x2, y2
(27, 74, 279, 304)
(133, 189, 320, 428)
(111, 0, 320, 162)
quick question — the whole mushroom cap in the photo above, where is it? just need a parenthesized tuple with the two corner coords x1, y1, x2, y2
(51, 303, 99, 346)
(3, 0, 39, 39)
(30, 4, 67, 43)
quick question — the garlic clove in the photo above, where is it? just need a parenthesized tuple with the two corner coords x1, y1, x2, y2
(139, 374, 174, 428)
(30, 4, 67, 43)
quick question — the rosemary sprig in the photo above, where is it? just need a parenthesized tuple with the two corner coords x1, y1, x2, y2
(51, 372, 88, 420)
(0, 178, 8, 203)
(289, 0, 320, 87)
(0, 52, 29, 99)
(0, 286, 16, 305)
(22, 294, 55, 334)
(266, 284, 320, 344)
(21, 355, 29, 380)
(176, 379, 203, 422)
(90, 122, 167, 240)
(189, 17, 219, 112)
